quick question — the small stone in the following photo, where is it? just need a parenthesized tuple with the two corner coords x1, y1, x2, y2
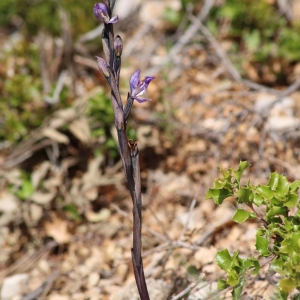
(1, 273, 29, 300)
(87, 272, 100, 288)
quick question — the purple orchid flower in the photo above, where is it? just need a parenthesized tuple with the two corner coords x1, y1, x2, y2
(93, 3, 118, 24)
(129, 70, 155, 103)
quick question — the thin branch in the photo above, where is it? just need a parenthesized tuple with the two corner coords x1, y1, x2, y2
(171, 281, 200, 300)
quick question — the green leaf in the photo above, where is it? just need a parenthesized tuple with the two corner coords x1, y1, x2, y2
(232, 279, 245, 300)
(284, 193, 298, 208)
(234, 161, 250, 183)
(255, 235, 270, 256)
(253, 194, 264, 206)
(271, 258, 284, 273)
(216, 249, 232, 270)
(251, 259, 261, 274)
(266, 206, 288, 220)
(270, 197, 281, 206)
(284, 218, 293, 232)
(269, 172, 279, 191)
(206, 188, 233, 205)
(289, 180, 300, 192)
(227, 269, 239, 286)
(217, 279, 229, 290)
(219, 167, 232, 179)
(16, 178, 34, 200)
(290, 232, 300, 252)
(214, 179, 231, 190)
(187, 265, 198, 276)
(279, 278, 296, 293)
(243, 258, 260, 274)
(232, 209, 256, 224)
(237, 187, 252, 203)
(276, 174, 289, 198)
(256, 185, 273, 200)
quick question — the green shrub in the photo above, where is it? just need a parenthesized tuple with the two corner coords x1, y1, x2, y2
(207, 162, 300, 299)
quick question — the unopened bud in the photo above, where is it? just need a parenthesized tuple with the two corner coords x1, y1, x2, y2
(96, 56, 110, 78)
(114, 35, 123, 57)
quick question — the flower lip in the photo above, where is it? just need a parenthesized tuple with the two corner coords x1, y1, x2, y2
(130, 70, 155, 103)
(93, 3, 118, 24)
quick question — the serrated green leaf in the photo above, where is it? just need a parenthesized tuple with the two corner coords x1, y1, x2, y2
(251, 259, 261, 274)
(253, 194, 264, 206)
(256, 235, 270, 256)
(266, 206, 288, 220)
(276, 174, 289, 198)
(269, 172, 279, 191)
(206, 188, 233, 205)
(271, 258, 284, 273)
(232, 279, 245, 300)
(232, 209, 255, 224)
(290, 180, 300, 192)
(217, 279, 229, 290)
(285, 193, 298, 208)
(243, 258, 260, 274)
(216, 249, 232, 270)
(256, 185, 273, 200)
(279, 278, 296, 293)
(231, 252, 243, 270)
(214, 179, 232, 190)
(227, 269, 239, 286)
(237, 187, 252, 203)
(234, 161, 250, 183)
(270, 197, 281, 206)
(290, 232, 300, 252)
(279, 239, 288, 254)
(256, 229, 266, 236)
(284, 218, 293, 232)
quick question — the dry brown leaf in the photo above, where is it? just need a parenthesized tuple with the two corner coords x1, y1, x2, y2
(84, 208, 111, 223)
(31, 161, 51, 189)
(31, 191, 55, 205)
(44, 213, 71, 244)
(43, 128, 69, 144)
(69, 116, 91, 143)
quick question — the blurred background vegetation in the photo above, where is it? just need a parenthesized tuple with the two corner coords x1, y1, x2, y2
(1, 0, 299, 146)
(0, 1, 299, 297)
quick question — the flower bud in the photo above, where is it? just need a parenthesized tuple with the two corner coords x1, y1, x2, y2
(114, 35, 123, 57)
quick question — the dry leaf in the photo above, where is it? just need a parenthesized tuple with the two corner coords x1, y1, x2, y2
(43, 128, 69, 144)
(69, 116, 91, 143)
(31, 191, 55, 205)
(85, 208, 111, 223)
(44, 213, 71, 244)
(32, 161, 51, 189)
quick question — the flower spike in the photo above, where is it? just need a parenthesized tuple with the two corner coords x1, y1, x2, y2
(93, 3, 118, 24)
(129, 70, 155, 103)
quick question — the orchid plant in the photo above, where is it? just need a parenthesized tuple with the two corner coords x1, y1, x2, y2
(93, 1, 155, 299)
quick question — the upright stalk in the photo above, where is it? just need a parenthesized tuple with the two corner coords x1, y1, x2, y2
(93, 2, 155, 299)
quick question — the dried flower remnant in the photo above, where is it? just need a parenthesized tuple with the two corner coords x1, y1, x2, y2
(130, 70, 155, 103)
(93, 3, 118, 24)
